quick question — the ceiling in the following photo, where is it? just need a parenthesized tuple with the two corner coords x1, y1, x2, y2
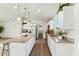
(0, 3, 60, 22)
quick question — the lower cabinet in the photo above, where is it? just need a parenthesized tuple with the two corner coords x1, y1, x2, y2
(55, 43, 73, 56)
(9, 43, 26, 56)
(25, 37, 35, 56)
(9, 37, 35, 56)
(47, 35, 74, 56)
(49, 38, 56, 56)
(47, 35, 55, 55)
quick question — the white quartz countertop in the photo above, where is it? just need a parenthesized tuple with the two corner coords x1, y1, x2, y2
(0, 34, 32, 44)
(48, 34, 74, 44)
(51, 37, 74, 44)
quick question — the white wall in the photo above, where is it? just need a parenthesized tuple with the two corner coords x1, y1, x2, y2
(0, 21, 4, 36)
(0, 19, 47, 38)
(0, 19, 21, 37)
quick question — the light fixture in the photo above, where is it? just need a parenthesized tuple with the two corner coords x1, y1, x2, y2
(17, 3, 21, 20)
(17, 17, 21, 20)
(20, 7, 31, 24)
(38, 9, 41, 12)
(21, 8, 27, 20)
(14, 6, 17, 9)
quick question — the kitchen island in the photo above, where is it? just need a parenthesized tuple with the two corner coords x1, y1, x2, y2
(0, 34, 35, 56)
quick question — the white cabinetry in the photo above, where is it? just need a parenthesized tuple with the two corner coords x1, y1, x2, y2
(9, 37, 35, 56)
(63, 6, 74, 29)
(47, 35, 55, 55)
(26, 24, 36, 38)
(47, 35, 74, 56)
(53, 6, 74, 29)
(55, 43, 73, 56)
(25, 37, 35, 56)
(9, 43, 25, 56)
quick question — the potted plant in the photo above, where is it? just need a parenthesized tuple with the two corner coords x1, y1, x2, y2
(57, 30, 67, 40)
(57, 3, 71, 14)
(0, 26, 4, 38)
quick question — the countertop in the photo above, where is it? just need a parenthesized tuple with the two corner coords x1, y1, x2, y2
(48, 34, 74, 44)
(0, 34, 32, 44)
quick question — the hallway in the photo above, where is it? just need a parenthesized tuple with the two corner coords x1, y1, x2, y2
(30, 39, 51, 56)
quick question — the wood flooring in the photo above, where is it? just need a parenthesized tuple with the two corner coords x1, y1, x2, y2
(30, 38, 51, 56)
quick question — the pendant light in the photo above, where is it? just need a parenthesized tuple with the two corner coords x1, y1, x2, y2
(21, 8, 27, 20)
(17, 3, 21, 20)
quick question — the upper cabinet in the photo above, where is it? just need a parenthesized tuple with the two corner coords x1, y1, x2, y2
(63, 6, 74, 29)
(53, 6, 74, 30)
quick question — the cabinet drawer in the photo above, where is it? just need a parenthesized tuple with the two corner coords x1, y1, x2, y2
(9, 43, 25, 56)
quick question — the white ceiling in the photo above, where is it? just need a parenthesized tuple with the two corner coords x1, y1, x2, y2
(0, 3, 60, 22)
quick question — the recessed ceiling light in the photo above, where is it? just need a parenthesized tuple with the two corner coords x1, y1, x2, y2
(17, 17, 21, 20)
(14, 6, 17, 8)
(38, 9, 41, 12)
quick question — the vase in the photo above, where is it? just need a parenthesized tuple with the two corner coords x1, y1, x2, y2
(58, 36, 62, 40)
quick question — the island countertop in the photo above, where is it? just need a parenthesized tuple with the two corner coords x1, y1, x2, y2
(0, 34, 32, 44)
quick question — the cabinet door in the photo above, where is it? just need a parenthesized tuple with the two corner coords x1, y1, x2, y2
(25, 40, 31, 56)
(49, 37, 56, 56)
(63, 6, 74, 29)
(54, 6, 74, 29)
(55, 43, 73, 56)
(47, 35, 56, 56)
(25, 37, 35, 56)
(9, 43, 25, 56)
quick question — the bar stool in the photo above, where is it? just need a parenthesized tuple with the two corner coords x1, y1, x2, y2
(0, 44, 3, 56)
(1, 43, 9, 56)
